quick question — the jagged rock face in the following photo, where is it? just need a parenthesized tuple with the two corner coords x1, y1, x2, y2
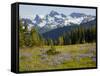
(21, 10, 95, 33)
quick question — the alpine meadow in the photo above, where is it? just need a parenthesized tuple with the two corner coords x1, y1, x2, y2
(19, 4, 97, 72)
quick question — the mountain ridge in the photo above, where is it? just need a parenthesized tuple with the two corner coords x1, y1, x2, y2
(21, 10, 95, 33)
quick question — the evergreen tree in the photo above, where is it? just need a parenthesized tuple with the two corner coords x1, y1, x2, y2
(63, 32, 71, 45)
(19, 20, 25, 47)
(31, 27, 41, 46)
(58, 36, 64, 45)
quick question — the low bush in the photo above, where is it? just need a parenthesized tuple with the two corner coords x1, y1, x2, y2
(46, 46, 60, 55)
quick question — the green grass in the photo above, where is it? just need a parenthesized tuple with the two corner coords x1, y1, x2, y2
(19, 43, 96, 72)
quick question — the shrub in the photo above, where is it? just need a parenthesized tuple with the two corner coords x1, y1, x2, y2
(46, 46, 60, 55)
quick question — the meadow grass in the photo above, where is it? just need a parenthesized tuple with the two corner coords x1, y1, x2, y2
(19, 43, 96, 71)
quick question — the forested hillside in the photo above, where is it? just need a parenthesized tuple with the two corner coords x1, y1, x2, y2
(19, 19, 96, 47)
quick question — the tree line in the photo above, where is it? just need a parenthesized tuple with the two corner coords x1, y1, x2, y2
(58, 26, 96, 45)
(19, 20, 96, 48)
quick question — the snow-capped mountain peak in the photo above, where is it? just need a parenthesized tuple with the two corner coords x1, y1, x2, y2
(21, 11, 95, 33)
(33, 14, 42, 24)
(49, 10, 59, 17)
(70, 12, 86, 18)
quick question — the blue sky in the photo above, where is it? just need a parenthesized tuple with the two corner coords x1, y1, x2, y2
(19, 4, 96, 19)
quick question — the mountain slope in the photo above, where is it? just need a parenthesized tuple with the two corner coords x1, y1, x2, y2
(42, 19, 96, 40)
